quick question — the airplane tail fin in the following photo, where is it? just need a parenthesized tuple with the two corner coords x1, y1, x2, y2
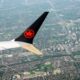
(15, 12, 49, 44)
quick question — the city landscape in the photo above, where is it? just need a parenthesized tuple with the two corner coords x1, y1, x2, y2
(0, 0, 80, 80)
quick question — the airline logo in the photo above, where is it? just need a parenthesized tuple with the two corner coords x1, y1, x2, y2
(24, 29, 35, 39)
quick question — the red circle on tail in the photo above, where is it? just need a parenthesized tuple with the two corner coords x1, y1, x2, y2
(24, 29, 35, 39)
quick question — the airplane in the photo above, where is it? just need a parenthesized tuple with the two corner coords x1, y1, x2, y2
(0, 12, 49, 56)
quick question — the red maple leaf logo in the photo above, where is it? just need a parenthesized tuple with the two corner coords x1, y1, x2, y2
(24, 29, 35, 39)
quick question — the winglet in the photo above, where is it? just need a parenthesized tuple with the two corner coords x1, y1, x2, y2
(15, 12, 49, 44)
(15, 12, 49, 56)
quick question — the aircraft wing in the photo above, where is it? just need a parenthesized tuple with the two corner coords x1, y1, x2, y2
(0, 12, 49, 56)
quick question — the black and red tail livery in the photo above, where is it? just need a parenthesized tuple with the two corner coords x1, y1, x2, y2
(15, 12, 49, 44)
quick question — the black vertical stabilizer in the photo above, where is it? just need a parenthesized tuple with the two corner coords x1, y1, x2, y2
(15, 12, 49, 44)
